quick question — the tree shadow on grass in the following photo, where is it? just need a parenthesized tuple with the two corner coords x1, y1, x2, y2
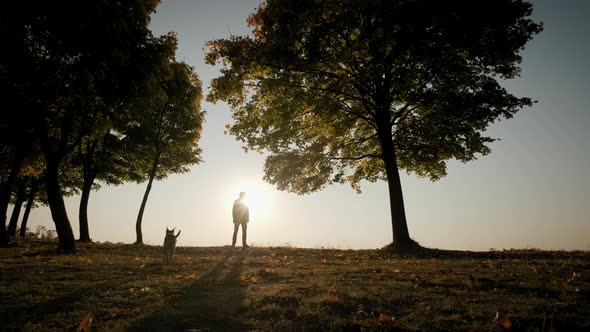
(381, 243, 590, 260)
(129, 248, 251, 332)
(1, 279, 131, 330)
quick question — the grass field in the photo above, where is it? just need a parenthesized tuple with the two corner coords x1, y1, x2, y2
(0, 239, 588, 331)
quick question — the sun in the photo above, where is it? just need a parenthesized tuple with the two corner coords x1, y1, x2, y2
(228, 181, 272, 218)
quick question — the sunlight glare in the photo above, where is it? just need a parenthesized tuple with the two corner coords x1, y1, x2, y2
(227, 180, 273, 220)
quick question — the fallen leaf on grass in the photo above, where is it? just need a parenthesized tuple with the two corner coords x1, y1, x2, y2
(378, 313, 394, 323)
(174, 273, 198, 280)
(259, 267, 277, 275)
(79, 257, 93, 264)
(35, 255, 51, 262)
(502, 318, 512, 329)
(325, 295, 342, 303)
(495, 311, 512, 329)
(130, 287, 151, 297)
(250, 276, 258, 283)
(139, 264, 145, 269)
(239, 275, 250, 287)
(76, 313, 92, 332)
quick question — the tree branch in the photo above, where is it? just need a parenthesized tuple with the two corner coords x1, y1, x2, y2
(245, 81, 365, 106)
(328, 153, 381, 161)
(334, 98, 377, 129)
(338, 132, 378, 149)
(391, 103, 419, 129)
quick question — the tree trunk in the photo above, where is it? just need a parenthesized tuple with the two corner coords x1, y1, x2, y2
(381, 144, 413, 245)
(376, 111, 414, 248)
(78, 174, 96, 243)
(19, 186, 37, 237)
(0, 153, 24, 247)
(45, 155, 77, 253)
(135, 171, 156, 245)
(78, 138, 98, 243)
(135, 152, 160, 245)
(7, 183, 26, 237)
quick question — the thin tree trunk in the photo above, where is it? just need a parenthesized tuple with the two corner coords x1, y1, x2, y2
(135, 105, 166, 245)
(78, 174, 96, 243)
(376, 109, 413, 248)
(135, 154, 160, 245)
(7, 183, 26, 236)
(45, 155, 76, 253)
(19, 186, 37, 237)
(78, 139, 98, 243)
(0, 153, 24, 247)
(135, 172, 156, 245)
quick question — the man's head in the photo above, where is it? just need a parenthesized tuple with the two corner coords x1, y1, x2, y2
(239, 192, 246, 198)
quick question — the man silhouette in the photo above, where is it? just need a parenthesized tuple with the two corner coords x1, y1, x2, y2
(232, 192, 249, 248)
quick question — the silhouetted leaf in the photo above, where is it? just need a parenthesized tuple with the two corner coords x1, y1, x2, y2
(75, 313, 92, 332)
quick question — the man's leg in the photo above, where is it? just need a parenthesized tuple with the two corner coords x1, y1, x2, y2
(232, 223, 240, 247)
(242, 223, 248, 247)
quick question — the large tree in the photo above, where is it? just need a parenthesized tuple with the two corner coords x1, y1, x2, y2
(1, 0, 163, 253)
(206, 0, 542, 248)
(0, 4, 40, 246)
(18, 176, 43, 237)
(71, 129, 134, 243)
(0, 147, 25, 246)
(126, 61, 204, 245)
(7, 179, 27, 237)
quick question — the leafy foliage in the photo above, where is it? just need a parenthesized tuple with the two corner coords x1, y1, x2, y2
(206, 0, 542, 193)
(125, 61, 204, 182)
(206, 0, 542, 245)
(124, 58, 204, 244)
(0, 0, 169, 251)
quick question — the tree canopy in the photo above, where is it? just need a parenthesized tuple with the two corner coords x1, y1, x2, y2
(206, 0, 542, 246)
(0, 0, 174, 251)
(127, 60, 204, 244)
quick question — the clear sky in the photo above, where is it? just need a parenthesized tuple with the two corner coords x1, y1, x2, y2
(16, 0, 590, 251)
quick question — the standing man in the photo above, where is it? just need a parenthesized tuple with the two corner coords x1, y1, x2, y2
(232, 192, 249, 248)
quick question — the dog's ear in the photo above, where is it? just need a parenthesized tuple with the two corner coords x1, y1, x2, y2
(175, 230, 181, 238)
(166, 226, 169, 231)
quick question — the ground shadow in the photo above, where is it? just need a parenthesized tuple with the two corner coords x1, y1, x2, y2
(129, 248, 250, 332)
(380, 244, 590, 260)
(2, 278, 136, 330)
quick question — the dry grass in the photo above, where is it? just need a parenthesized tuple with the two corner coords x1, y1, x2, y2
(0, 239, 588, 331)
